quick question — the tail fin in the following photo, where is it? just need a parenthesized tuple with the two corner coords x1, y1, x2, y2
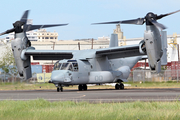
(109, 34, 118, 47)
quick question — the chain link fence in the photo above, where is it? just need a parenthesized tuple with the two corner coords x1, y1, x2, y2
(132, 70, 180, 82)
(0, 73, 37, 83)
(0, 70, 179, 83)
(0, 72, 50, 83)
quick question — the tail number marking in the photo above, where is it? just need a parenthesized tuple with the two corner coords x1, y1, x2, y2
(95, 76, 103, 81)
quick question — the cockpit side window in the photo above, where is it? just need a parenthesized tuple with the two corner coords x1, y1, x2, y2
(53, 62, 61, 70)
(72, 63, 78, 72)
(61, 63, 69, 70)
(68, 64, 73, 71)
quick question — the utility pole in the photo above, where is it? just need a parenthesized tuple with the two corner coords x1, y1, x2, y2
(50, 41, 56, 64)
(91, 38, 94, 49)
(178, 44, 180, 61)
(78, 42, 80, 50)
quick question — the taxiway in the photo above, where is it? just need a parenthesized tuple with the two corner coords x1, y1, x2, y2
(0, 88, 180, 102)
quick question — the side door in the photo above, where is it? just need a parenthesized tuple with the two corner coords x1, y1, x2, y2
(78, 60, 91, 84)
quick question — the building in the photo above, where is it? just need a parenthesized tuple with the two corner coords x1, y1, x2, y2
(113, 24, 123, 39)
(3, 29, 58, 43)
(37, 29, 58, 42)
(26, 31, 38, 41)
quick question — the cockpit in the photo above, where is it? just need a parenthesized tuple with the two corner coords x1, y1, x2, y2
(53, 60, 78, 72)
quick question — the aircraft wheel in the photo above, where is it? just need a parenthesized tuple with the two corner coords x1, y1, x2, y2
(115, 84, 120, 90)
(60, 87, 63, 92)
(78, 85, 83, 91)
(83, 84, 87, 90)
(57, 87, 60, 92)
(119, 83, 124, 89)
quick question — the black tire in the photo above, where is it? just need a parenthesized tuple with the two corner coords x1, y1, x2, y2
(115, 84, 120, 90)
(78, 85, 82, 91)
(83, 84, 87, 90)
(57, 87, 60, 92)
(119, 83, 124, 89)
(60, 87, 63, 92)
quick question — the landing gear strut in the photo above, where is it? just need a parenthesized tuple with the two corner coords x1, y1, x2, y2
(115, 83, 124, 90)
(56, 84, 63, 92)
(78, 84, 87, 91)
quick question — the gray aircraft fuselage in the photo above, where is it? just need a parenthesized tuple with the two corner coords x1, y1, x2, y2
(51, 54, 142, 85)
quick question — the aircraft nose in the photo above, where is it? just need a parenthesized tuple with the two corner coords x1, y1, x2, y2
(51, 70, 64, 82)
(51, 70, 72, 83)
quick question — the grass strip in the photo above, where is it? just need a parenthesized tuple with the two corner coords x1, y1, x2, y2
(0, 99, 180, 120)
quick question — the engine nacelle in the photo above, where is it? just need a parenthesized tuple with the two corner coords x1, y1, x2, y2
(11, 32, 32, 80)
(143, 26, 164, 73)
(139, 29, 167, 73)
(117, 66, 130, 81)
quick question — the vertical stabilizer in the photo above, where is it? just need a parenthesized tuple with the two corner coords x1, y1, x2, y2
(109, 34, 118, 47)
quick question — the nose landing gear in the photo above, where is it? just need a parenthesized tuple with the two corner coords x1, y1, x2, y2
(56, 84, 63, 92)
(57, 87, 63, 92)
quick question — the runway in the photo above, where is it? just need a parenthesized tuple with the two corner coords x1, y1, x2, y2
(0, 88, 180, 102)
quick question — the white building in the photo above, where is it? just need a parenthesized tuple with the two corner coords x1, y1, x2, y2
(3, 29, 58, 43)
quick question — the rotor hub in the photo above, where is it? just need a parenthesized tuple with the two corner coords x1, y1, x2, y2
(13, 21, 24, 33)
(146, 12, 157, 20)
(145, 12, 157, 25)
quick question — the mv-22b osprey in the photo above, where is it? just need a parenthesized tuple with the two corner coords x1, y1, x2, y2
(0, 10, 179, 92)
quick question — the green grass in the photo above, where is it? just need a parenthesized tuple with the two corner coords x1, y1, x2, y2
(0, 82, 56, 90)
(0, 81, 180, 91)
(0, 99, 180, 120)
(126, 81, 180, 88)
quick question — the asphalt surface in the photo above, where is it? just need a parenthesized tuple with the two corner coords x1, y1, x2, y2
(0, 88, 180, 103)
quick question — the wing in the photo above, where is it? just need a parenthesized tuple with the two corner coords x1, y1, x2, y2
(96, 44, 146, 59)
(25, 49, 76, 60)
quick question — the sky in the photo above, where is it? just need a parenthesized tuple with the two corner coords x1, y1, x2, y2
(0, 0, 180, 40)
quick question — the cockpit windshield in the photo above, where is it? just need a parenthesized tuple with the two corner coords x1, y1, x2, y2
(53, 60, 79, 72)
(53, 62, 61, 70)
(61, 63, 73, 71)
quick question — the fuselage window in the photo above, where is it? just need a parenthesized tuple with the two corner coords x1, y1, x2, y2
(72, 63, 78, 72)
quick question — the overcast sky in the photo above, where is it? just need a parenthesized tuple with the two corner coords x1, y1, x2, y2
(0, 0, 180, 40)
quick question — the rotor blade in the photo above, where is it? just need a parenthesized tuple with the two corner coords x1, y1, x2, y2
(20, 10, 29, 24)
(24, 24, 68, 32)
(151, 20, 166, 30)
(92, 18, 145, 25)
(157, 9, 180, 19)
(0, 28, 15, 36)
(92, 21, 122, 25)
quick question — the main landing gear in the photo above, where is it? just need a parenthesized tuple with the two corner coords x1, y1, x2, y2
(115, 83, 124, 90)
(78, 84, 87, 91)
